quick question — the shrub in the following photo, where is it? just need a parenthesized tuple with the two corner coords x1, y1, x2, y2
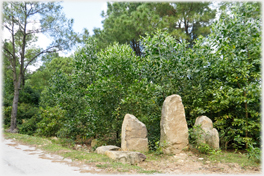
(4, 103, 39, 129)
(18, 114, 41, 135)
(189, 125, 220, 154)
(36, 106, 66, 137)
(247, 143, 261, 163)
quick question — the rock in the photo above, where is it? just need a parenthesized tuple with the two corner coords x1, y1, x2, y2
(160, 94, 189, 154)
(75, 145, 82, 150)
(194, 116, 219, 149)
(105, 151, 146, 165)
(121, 114, 148, 152)
(51, 137, 58, 140)
(95, 145, 121, 155)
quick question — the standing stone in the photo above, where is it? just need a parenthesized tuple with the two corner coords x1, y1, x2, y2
(121, 114, 148, 152)
(160, 94, 189, 154)
(194, 116, 219, 149)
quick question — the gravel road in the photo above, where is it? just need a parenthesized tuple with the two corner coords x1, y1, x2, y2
(1, 138, 98, 176)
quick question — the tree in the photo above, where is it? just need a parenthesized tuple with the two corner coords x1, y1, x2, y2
(203, 2, 261, 149)
(93, 2, 216, 55)
(2, 2, 78, 132)
(27, 56, 73, 92)
(93, 2, 166, 56)
(155, 2, 216, 46)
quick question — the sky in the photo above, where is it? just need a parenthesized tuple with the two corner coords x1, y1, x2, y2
(36, 1, 107, 50)
(62, 1, 107, 35)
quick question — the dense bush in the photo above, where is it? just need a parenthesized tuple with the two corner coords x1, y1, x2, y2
(3, 84, 40, 129)
(247, 144, 261, 163)
(18, 114, 41, 135)
(36, 106, 67, 137)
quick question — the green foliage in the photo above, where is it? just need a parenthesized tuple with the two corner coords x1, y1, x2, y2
(27, 56, 74, 91)
(18, 114, 41, 135)
(3, 106, 12, 128)
(3, 1, 80, 131)
(198, 2, 261, 149)
(160, 2, 216, 46)
(36, 106, 67, 137)
(86, 43, 140, 138)
(54, 138, 76, 149)
(40, 39, 98, 140)
(189, 126, 210, 154)
(19, 85, 40, 105)
(94, 2, 216, 55)
(247, 144, 261, 163)
(3, 103, 39, 129)
(189, 126, 221, 155)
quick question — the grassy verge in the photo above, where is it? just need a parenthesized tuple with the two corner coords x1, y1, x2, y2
(3, 132, 159, 174)
(201, 151, 260, 168)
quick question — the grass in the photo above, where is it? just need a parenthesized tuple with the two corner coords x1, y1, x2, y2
(202, 151, 260, 167)
(4, 132, 51, 146)
(3, 132, 159, 174)
(145, 152, 172, 162)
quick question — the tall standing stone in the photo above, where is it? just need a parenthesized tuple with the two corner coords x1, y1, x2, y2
(160, 94, 189, 154)
(121, 114, 148, 152)
(194, 116, 219, 149)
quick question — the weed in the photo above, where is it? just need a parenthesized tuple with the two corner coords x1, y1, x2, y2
(204, 151, 259, 167)
(246, 144, 261, 163)
(153, 140, 163, 154)
(189, 125, 221, 155)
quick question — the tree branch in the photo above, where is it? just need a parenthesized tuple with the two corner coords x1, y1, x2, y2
(4, 24, 12, 32)
(28, 6, 47, 16)
(23, 45, 60, 73)
(3, 46, 15, 61)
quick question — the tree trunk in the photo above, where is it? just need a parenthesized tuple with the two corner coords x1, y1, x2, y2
(10, 76, 21, 132)
(244, 91, 248, 149)
(131, 39, 142, 57)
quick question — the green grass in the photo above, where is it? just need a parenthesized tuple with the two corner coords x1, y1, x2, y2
(3, 132, 159, 174)
(4, 132, 51, 146)
(144, 151, 169, 161)
(200, 150, 260, 168)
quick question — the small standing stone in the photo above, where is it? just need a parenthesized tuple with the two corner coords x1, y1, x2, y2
(194, 116, 219, 149)
(121, 114, 148, 152)
(160, 94, 189, 154)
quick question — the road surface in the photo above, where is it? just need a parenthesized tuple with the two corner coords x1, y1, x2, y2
(1, 138, 100, 176)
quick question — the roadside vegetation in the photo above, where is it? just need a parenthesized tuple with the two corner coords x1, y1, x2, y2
(3, 2, 261, 173)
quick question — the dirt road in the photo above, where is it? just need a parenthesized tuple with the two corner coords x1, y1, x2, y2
(2, 139, 97, 176)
